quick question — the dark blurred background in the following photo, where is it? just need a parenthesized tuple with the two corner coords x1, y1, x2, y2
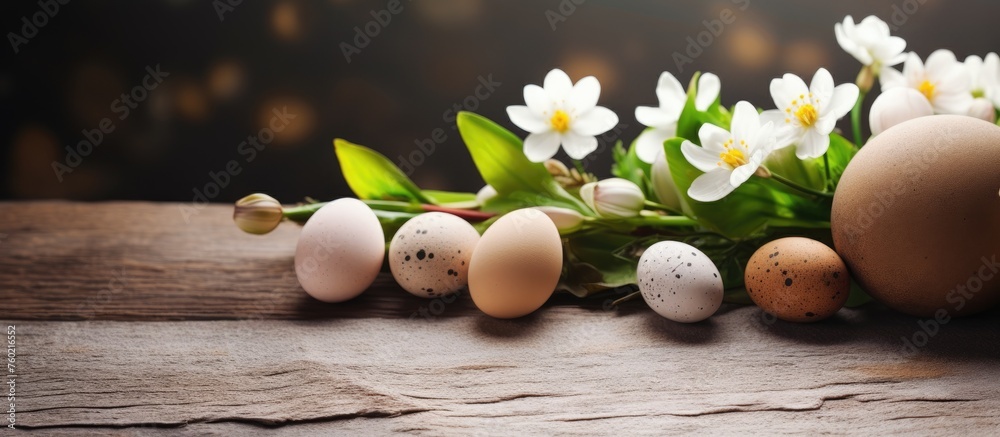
(2, 0, 997, 203)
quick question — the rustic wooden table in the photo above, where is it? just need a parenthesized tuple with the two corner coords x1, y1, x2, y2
(2, 202, 999, 435)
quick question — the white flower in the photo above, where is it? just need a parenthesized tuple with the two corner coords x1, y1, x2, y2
(881, 50, 973, 115)
(967, 98, 996, 123)
(579, 178, 645, 218)
(834, 15, 907, 76)
(680, 101, 776, 202)
(506, 69, 619, 162)
(965, 53, 1000, 121)
(634, 72, 721, 164)
(868, 87, 934, 136)
(532, 206, 584, 233)
(761, 68, 858, 159)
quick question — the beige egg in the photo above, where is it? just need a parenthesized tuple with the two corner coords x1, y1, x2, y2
(294, 198, 385, 303)
(832, 115, 1000, 317)
(744, 237, 850, 322)
(389, 212, 480, 298)
(468, 208, 563, 318)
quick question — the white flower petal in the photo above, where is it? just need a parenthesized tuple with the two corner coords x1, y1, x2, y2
(524, 85, 551, 115)
(823, 83, 860, 119)
(636, 127, 676, 164)
(760, 110, 796, 149)
(681, 140, 722, 173)
(561, 131, 599, 160)
(875, 36, 908, 67)
(655, 72, 687, 109)
(810, 68, 835, 105)
(924, 49, 958, 79)
(902, 53, 925, 88)
(507, 105, 550, 134)
(730, 101, 760, 148)
(569, 76, 601, 112)
(523, 131, 562, 162)
(635, 105, 680, 129)
(697, 123, 732, 153)
(695, 73, 721, 111)
(730, 150, 764, 187)
(795, 128, 830, 159)
(688, 169, 737, 202)
(544, 69, 573, 102)
(752, 121, 776, 155)
(573, 106, 618, 136)
(879, 66, 906, 89)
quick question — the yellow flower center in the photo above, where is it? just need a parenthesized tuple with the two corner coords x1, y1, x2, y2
(794, 104, 818, 127)
(918, 80, 936, 101)
(719, 139, 747, 168)
(784, 93, 821, 127)
(550, 110, 571, 133)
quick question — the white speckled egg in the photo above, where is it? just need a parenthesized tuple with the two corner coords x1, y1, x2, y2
(637, 241, 723, 323)
(389, 212, 480, 298)
(295, 198, 385, 303)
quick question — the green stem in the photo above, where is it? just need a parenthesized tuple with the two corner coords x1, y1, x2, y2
(850, 89, 868, 147)
(768, 172, 834, 199)
(642, 200, 685, 216)
(572, 159, 587, 175)
(823, 152, 832, 190)
(283, 199, 495, 224)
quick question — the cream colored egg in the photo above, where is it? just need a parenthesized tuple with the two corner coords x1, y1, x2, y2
(468, 208, 563, 319)
(389, 212, 480, 298)
(294, 198, 385, 302)
(637, 241, 723, 323)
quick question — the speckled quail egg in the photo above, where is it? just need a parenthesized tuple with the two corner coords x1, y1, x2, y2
(389, 212, 480, 298)
(637, 241, 724, 323)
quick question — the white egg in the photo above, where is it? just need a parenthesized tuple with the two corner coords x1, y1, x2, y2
(389, 212, 480, 298)
(637, 241, 723, 323)
(294, 198, 385, 303)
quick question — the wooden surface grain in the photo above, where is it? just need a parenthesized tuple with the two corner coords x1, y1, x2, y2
(2, 201, 999, 435)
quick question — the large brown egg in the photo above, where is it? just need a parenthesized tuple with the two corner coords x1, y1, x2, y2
(832, 115, 1000, 317)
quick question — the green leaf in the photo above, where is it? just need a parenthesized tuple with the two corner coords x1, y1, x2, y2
(676, 72, 730, 143)
(824, 133, 858, 188)
(558, 232, 639, 297)
(612, 138, 656, 199)
(422, 190, 478, 209)
(456, 112, 590, 213)
(334, 139, 432, 204)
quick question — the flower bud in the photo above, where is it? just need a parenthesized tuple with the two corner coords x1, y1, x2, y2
(579, 178, 645, 219)
(233, 193, 283, 235)
(476, 185, 498, 205)
(544, 159, 570, 178)
(968, 98, 997, 123)
(650, 151, 684, 211)
(869, 87, 934, 136)
(533, 206, 584, 234)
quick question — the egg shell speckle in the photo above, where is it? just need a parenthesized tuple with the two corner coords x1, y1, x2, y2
(294, 198, 385, 303)
(744, 237, 850, 322)
(389, 212, 480, 298)
(637, 241, 723, 323)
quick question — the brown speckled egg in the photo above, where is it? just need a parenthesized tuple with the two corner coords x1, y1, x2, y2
(744, 237, 850, 322)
